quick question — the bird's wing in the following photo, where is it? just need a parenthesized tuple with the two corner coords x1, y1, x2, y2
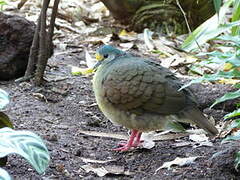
(101, 57, 191, 115)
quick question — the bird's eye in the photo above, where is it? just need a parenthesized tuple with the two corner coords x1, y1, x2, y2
(104, 54, 108, 58)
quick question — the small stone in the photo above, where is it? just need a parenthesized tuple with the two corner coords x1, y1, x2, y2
(47, 133, 58, 141)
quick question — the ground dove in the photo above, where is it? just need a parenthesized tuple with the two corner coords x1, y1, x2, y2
(92, 45, 218, 151)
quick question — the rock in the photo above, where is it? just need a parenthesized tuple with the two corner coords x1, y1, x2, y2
(0, 12, 35, 80)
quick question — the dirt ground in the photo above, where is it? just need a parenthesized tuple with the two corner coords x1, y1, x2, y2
(0, 51, 240, 180)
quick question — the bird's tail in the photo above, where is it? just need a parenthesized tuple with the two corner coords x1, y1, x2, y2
(182, 108, 218, 136)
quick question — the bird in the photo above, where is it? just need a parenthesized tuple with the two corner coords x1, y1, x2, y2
(92, 45, 218, 151)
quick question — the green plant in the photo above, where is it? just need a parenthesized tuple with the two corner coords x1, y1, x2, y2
(0, 89, 50, 179)
(0, 0, 7, 11)
(181, 34, 240, 170)
(182, 0, 240, 51)
(181, 34, 240, 89)
(222, 119, 240, 170)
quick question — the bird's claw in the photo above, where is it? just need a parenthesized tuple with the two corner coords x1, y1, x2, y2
(112, 140, 143, 151)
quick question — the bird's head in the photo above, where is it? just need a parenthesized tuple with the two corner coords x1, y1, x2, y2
(94, 45, 124, 70)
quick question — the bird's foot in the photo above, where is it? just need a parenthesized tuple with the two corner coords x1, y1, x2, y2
(117, 140, 143, 147)
(113, 141, 143, 151)
(112, 144, 133, 151)
(112, 130, 142, 152)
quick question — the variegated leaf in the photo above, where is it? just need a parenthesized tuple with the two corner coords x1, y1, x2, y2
(0, 89, 9, 110)
(0, 168, 11, 180)
(0, 127, 50, 174)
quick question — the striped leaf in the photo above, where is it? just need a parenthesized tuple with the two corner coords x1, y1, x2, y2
(182, 0, 234, 51)
(0, 89, 9, 110)
(0, 127, 50, 174)
(0, 168, 11, 180)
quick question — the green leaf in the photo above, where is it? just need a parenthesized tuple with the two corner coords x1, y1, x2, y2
(0, 112, 13, 129)
(165, 121, 186, 132)
(179, 69, 240, 90)
(0, 0, 7, 11)
(213, 0, 222, 16)
(232, 0, 240, 35)
(182, 0, 235, 51)
(0, 127, 50, 174)
(0, 89, 9, 110)
(223, 131, 240, 142)
(235, 84, 240, 89)
(211, 89, 240, 108)
(235, 151, 240, 170)
(182, 20, 240, 51)
(0, 168, 11, 180)
(180, 68, 240, 90)
(225, 109, 240, 119)
(179, 77, 205, 91)
(225, 54, 240, 67)
(229, 119, 240, 129)
(217, 35, 240, 47)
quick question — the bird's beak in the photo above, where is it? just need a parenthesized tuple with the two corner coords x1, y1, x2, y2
(94, 53, 104, 70)
(95, 53, 104, 61)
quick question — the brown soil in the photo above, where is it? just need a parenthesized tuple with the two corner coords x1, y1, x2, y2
(1, 51, 240, 180)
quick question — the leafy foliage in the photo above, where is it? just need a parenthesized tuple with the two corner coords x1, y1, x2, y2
(0, 89, 9, 110)
(211, 90, 240, 108)
(0, 127, 50, 174)
(182, 0, 240, 51)
(222, 120, 240, 170)
(231, 0, 240, 35)
(235, 151, 240, 171)
(0, 0, 6, 11)
(213, 0, 222, 16)
(0, 89, 13, 170)
(0, 89, 13, 129)
(181, 35, 240, 90)
(0, 167, 11, 180)
(183, 33, 240, 170)
(0, 89, 50, 179)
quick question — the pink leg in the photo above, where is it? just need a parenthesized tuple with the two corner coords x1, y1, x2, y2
(113, 130, 142, 151)
(133, 131, 142, 146)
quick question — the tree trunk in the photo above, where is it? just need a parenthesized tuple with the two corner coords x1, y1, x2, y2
(100, 0, 215, 34)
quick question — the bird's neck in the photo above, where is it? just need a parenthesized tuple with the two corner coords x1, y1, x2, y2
(106, 51, 127, 61)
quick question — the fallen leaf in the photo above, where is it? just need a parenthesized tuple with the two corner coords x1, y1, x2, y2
(119, 42, 134, 51)
(189, 134, 209, 142)
(218, 79, 240, 85)
(119, 29, 138, 42)
(141, 132, 155, 149)
(81, 164, 132, 177)
(223, 63, 233, 71)
(189, 132, 214, 147)
(143, 28, 155, 51)
(173, 141, 192, 147)
(156, 156, 199, 171)
(80, 157, 115, 164)
(81, 164, 108, 177)
(70, 65, 94, 76)
(32, 93, 47, 102)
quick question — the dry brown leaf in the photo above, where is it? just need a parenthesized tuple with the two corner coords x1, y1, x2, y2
(80, 157, 115, 164)
(156, 156, 199, 171)
(81, 164, 133, 177)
